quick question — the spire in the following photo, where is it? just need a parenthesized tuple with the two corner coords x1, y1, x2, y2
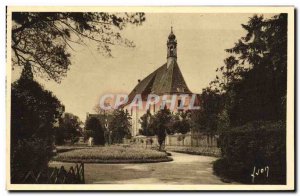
(167, 26, 177, 60)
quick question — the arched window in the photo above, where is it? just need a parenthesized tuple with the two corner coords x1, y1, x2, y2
(170, 45, 174, 55)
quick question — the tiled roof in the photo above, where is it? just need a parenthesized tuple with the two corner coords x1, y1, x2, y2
(127, 59, 192, 104)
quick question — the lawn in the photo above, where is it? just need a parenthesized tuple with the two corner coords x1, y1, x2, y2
(166, 146, 221, 157)
(52, 145, 173, 163)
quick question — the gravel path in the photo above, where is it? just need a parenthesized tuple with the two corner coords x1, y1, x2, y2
(50, 152, 233, 184)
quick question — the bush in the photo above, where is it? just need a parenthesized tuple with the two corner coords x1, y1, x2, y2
(214, 121, 286, 184)
(11, 138, 54, 183)
(11, 65, 64, 182)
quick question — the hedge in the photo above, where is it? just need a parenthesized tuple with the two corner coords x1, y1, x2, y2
(213, 121, 286, 184)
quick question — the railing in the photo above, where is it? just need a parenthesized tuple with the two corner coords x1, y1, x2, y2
(12, 163, 85, 184)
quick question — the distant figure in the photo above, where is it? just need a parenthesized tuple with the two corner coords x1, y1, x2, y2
(88, 137, 94, 147)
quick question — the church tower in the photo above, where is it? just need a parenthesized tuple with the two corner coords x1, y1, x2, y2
(124, 26, 198, 136)
(167, 27, 177, 68)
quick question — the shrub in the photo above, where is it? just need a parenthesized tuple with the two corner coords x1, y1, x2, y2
(11, 65, 64, 182)
(11, 138, 54, 183)
(214, 121, 286, 184)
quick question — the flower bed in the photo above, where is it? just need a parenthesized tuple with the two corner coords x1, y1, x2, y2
(53, 145, 173, 163)
(166, 146, 221, 157)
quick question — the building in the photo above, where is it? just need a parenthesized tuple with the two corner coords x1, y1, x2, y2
(124, 28, 200, 136)
(86, 112, 113, 129)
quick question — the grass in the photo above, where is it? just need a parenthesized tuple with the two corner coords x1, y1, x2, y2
(53, 145, 173, 163)
(165, 146, 221, 157)
(56, 145, 87, 153)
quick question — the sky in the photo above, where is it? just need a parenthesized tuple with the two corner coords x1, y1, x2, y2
(12, 13, 275, 121)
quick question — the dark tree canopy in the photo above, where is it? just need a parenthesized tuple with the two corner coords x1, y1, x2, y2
(109, 109, 131, 143)
(139, 110, 154, 136)
(172, 111, 191, 134)
(149, 107, 173, 150)
(12, 12, 146, 82)
(11, 63, 64, 142)
(11, 64, 64, 173)
(225, 14, 287, 125)
(85, 116, 105, 145)
(191, 87, 223, 135)
(55, 113, 83, 145)
(204, 14, 288, 127)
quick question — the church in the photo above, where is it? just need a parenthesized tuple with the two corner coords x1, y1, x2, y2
(123, 28, 200, 136)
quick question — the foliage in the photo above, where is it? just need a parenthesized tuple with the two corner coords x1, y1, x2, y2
(139, 110, 155, 136)
(213, 14, 287, 126)
(109, 109, 132, 143)
(93, 103, 114, 115)
(12, 12, 146, 82)
(149, 107, 173, 150)
(216, 109, 230, 133)
(11, 138, 54, 178)
(191, 87, 223, 136)
(11, 63, 64, 174)
(53, 145, 171, 163)
(172, 111, 191, 134)
(198, 14, 288, 184)
(85, 116, 105, 145)
(214, 121, 286, 184)
(12, 162, 84, 184)
(197, 14, 287, 130)
(140, 110, 192, 137)
(55, 113, 83, 145)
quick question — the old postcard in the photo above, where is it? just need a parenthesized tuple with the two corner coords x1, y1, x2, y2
(6, 6, 294, 191)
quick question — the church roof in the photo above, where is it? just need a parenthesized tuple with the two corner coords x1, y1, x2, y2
(127, 59, 192, 104)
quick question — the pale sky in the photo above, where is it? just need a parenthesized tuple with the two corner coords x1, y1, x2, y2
(12, 13, 275, 121)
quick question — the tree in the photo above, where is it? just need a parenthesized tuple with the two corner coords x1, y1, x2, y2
(139, 110, 155, 136)
(191, 87, 223, 136)
(206, 14, 288, 127)
(55, 113, 83, 145)
(223, 14, 287, 125)
(149, 107, 173, 150)
(12, 12, 146, 82)
(109, 109, 132, 143)
(11, 63, 64, 174)
(93, 103, 113, 115)
(172, 111, 191, 134)
(85, 116, 105, 145)
(209, 14, 288, 184)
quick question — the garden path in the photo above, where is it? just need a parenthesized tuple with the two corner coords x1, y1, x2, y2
(50, 152, 234, 184)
